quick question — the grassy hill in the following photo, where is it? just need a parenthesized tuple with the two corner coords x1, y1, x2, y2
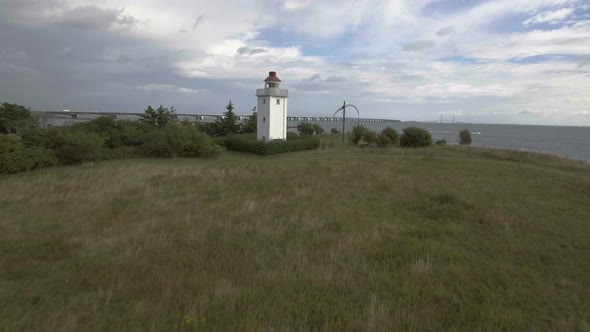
(1, 143, 589, 331)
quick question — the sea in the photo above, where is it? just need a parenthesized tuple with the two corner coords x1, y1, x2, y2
(44, 114, 590, 162)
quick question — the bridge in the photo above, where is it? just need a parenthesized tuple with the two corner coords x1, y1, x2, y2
(44, 111, 400, 123)
(44, 111, 252, 121)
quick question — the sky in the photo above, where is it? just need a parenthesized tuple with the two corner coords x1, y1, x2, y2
(0, 0, 589, 125)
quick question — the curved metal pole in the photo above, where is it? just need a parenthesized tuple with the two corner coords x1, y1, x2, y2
(333, 103, 361, 142)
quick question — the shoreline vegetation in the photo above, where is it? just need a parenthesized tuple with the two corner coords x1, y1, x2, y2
(2, 101, 590, 330)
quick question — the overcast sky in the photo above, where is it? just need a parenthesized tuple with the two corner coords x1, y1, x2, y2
(0, 0, 589, 125)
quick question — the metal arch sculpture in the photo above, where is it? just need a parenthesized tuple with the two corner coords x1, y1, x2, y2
(333, 101, 360, 142)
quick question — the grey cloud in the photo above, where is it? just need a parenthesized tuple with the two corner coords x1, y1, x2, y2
(236, 46, 269, 55)
(115, 55, 134, 63)
(179, 29, 189, 33)
(325, 75, 346, 83)
(60, 6, 138, 30)
(519, 110, 533, 115)
(305, 73, 322, 82)
(193, 14, 205, 29)
(436, 26, 455, 37)
(0, 50, 28, 60)
(0, 0, 58, 11)
(403, 40, 435, 51)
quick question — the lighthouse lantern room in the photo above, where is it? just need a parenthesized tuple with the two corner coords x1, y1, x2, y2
(256, 71, 288, 142)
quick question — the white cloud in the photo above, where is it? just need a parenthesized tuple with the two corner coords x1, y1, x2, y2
(523, 8, 575, 27)
(284, 0, 315, 11)
(1, 0, 589, 124)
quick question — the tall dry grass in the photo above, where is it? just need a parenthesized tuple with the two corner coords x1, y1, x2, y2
(1, 145, 589, 330)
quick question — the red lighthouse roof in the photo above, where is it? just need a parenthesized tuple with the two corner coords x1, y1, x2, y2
(264, 71, 282, 82)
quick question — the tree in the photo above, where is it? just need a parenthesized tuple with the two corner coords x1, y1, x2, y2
(312, 124, 324, 135)
(297, 122, 315, 136)
(459, 129, 472, 145)
(213, 101, 240, 136)
(241, 106, 257, 134)
(0, 102, 38, 134)
(381, 127, 399, 144)
(349, 125, 369, 145)
(139, 105, 178, 127)
(400, 127, 432, 147)
(376, 133, 391, 147)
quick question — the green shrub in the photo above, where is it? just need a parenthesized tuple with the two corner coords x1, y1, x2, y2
(0, 134, 57, 174)
(70, 118, 150, 148)
(363, 130, 378, 144)
(400, 127, 432, 148)
(330, 128, 340, 135)
(225, 134, 319, 155)
(312, 124, 324, 135)
(349, 125, 369, 145)
(381, 127, 399, 144)
(0, 102, 38, 134)
(141, 123, 222, 158)
(376, 133, 392, 147)
(435, 138, 448, 146)
(297, 122, 315, 136)
(459, 129, 472, 145)
(56, 132, 104, 165)
(19, 127, 69, 151)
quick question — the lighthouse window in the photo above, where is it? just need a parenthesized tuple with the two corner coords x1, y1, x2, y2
(276, 99, 280, 105)
(263, 117, 266, 123)
(263, 98, 266, 104)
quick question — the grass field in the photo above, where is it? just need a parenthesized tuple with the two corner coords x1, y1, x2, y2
(1, 142, 589, 331)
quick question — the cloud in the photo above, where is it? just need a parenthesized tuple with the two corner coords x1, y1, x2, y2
(1, 0, 589, 125)
(284, 0, 315, 11)
(0, 0, 59, 12)
(138, 84, 202, 94)
(236, 46, 270, 56)
(305, 73, 322, 82)
(403, 40, 435, 51)
(60, 5, 139, 31)
(436, 26, 455, 36)
(325, 75, 346, 82)
(523, 8, 575, 27)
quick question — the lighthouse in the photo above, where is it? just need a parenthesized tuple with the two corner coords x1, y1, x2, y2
(256, 71, 289, 142)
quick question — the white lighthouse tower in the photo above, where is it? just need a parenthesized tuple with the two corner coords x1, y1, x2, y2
(256, 71, 288, 142)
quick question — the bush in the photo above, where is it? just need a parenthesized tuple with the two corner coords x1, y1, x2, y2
(400, 127, 432, 148)
(0, 134, 57, 174)
(312, 124, 324, 135)
(141, 123, 223, 158)
(349, 125, 369, 145)
(70, 118, 150, 149)
(376, 133, 392, 147)
(225, 134, 319, 155)
(330, 128, 340, 135)
(459, 129, 472, 145)
(381, 127, 399, 144)
(56, 132, 104, 165)
(363, 130, 378, 144)
(297, 122, 315, 136)
(435, 138, 448, 146)
(0, 102, 38, 134)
